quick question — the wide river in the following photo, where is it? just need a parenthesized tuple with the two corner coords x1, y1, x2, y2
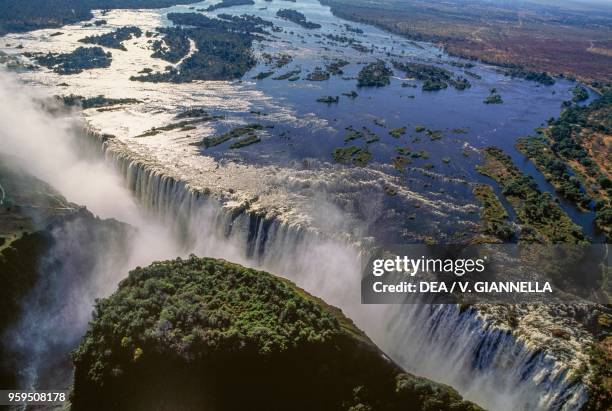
(0, 0, 599, 244)
(0, 2, 599, 410)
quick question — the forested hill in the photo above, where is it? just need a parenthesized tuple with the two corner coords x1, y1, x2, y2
(71, 256, 483, 411)
(0, 1, 202, 35)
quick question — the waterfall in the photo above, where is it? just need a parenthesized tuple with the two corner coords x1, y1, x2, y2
(0, 68, 586, 410)
(92, 132, 588, 411)
(385, 305, 587, 411)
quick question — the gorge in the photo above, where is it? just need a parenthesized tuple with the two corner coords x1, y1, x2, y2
(0, 1, 609, 410)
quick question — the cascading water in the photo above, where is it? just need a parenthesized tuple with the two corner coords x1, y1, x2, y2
(96, 132, 589, 411)
(0, 69, 589, 411)
(385, 305, 587, 411)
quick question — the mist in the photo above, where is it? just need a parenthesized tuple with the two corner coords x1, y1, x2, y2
(0, 69, 184, 389)
(0, 68, 371, 392)
(0, 68, 585, 411)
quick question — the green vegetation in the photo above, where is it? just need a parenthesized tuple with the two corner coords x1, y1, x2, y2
(253, 71, 274, 80)
(79, 26, 142, 51)
(131, 13, 259, 83)
(205, 0, 254, 11)
(136, 109, 224, 138)
(261, 52, 293, 68)
(319, 0, 612, 83)
(422, 80, 446, 92)
(344, 126, 363, 142)
(0, 156, 130, 388)
(0, 1, 204, 35)
(0, 218, 128, 389)
(351, 42, 371, 53)
(571, 86, 589, 103)
(391, 146, 430, 171)
(389, 127, 406, 138)
(345, 24, 363, 34)
(175, 108, 217, 120)
(392, 155, 411, 172)
(477, 147, 586, 244)
(59, 94, 140, 110)
(195, 124, 264, 148)
(150, 29, 190, 63)
(230, 135, 261, 149)
(393, 61, 449, 82)
(32, 47, 111, 75)
(325, 33, 355, 44)
(276, 9, 322, 29)
(0, 155, 76, 241)
(169, 13, 258, 56)
(273, 69, 301, 80)
(0, 231, 50, 364)
(326, 59, 350, 75)
(583, 314, 612, 411)
(473, 184, 514, 242)
(484, 89, 503, 104)
(503, 91, 612, 240)
(412, 150, 429, 159)
(306, 68, 330, 81)
(539, 91, 612, 239)
(450, 77, 471, 90)
(362, 127, 380, 143)
(71, 256, 481, 411)
(357, 60, 393, 87)
(342, 126, 381, 144)
(449, 61, 474, 69)
(392, 61, 470, 91)
(332, 146, 372, 166)
(426, 129, 443, 141)
(516, 137, 591, 209)
(547, 92, 611, 176)
(502, 67, 555, 85)
(317, 96, 339, 104)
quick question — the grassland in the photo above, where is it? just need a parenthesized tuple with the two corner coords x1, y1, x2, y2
(320, 0, 612, 83)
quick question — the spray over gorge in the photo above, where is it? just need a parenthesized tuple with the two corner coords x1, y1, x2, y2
(0, 1, 610, 410)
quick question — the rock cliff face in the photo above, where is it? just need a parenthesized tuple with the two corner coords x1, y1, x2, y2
(0, 155, 132, 388)
(71, 256, 482, 411)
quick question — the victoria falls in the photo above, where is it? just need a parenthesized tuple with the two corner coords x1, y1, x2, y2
(0, 0, 610, 410)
